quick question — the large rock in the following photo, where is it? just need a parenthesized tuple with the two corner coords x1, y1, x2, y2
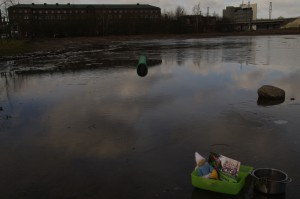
(257, 85, 285, 100)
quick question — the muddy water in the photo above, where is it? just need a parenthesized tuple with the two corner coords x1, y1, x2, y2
(0, 35, 300, 198)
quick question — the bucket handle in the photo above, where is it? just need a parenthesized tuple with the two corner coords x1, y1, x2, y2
(284, 177, 292, 183)
(250, 170, 257, 179)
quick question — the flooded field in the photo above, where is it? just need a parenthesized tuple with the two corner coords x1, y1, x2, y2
(1, 35, 300, 198)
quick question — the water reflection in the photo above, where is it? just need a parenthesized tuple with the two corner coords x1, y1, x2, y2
(0, 35, 300, 198)
(257, 98, 285, 107)
(137, 64, 148, 77)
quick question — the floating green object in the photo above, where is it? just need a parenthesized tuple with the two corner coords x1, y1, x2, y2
(191, 165, 253, 195)
(137, 55, 148, 77)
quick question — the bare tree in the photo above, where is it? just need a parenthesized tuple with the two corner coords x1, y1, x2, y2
(162, 9, 175, 20)
(192, 2, 201, 33)
(175, 6, 186, 19)
(0, 0, 17, 19)
(192, 2, 201, 15)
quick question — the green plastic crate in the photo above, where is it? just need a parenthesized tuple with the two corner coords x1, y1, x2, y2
(191, 165, 253, 195)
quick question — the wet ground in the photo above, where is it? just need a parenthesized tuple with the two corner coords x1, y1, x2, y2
(0, 35, 300, 199)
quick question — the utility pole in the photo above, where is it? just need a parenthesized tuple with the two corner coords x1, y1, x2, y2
(207, 7, 209, 17)
(248, 1, 251, 31)
(269, 2, 272, 20)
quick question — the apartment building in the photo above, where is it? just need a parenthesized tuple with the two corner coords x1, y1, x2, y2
(8, 3, 161, 37)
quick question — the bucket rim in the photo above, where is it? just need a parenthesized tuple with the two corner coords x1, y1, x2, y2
(251, 168, 290, 183)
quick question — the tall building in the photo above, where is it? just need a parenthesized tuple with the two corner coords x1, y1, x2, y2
(223, 3, 257, 23)
(8, 3, 161, 37)
(240, 3, 257, 20)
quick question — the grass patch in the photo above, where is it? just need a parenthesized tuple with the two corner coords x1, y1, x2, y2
(0, 39, 32, 56)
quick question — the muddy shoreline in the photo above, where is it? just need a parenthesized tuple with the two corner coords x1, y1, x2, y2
(1, 29, 299, 60)
(27, 29, 300, 52)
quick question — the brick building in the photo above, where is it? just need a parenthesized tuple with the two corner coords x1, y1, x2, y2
(8, 3, 161, 37)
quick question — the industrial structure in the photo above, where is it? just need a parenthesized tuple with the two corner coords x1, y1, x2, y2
(7, 3, 161, 37)
(223, 3, 257, 31)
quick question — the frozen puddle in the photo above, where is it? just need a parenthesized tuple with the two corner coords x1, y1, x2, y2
(274, 120, 288, 125)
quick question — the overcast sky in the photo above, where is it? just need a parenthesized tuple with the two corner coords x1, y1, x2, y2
(19, 0, 300, 19)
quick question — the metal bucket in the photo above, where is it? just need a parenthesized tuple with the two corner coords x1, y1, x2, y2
(251, 168, 292, 195)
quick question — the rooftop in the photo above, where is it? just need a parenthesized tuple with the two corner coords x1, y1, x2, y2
(8, 3, 161, 10)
